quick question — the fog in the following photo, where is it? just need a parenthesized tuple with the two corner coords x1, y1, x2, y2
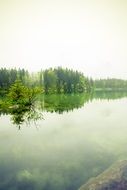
(0, 0, 127, 79)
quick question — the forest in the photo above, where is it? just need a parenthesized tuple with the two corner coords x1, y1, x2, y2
(0, 67, 92, 94)
(0, 67, 127, 95)
(94, 79, 127, 91)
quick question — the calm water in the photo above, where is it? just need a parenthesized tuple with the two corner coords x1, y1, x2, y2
(0, 92, 127, 190)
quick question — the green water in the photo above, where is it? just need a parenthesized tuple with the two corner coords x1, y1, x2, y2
(0, 92, 127, 190)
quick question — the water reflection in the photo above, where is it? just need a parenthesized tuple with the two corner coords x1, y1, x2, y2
(38, 91, 127, 114)
(40, 93, 92, 113)
(0, 104, 43, 129)
(0, 91, 127, 127)
(12, 105, 44, 129)
(0, 91, 127, 190)
(93, 90, 127, 100)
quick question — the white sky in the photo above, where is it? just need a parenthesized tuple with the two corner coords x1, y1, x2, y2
(0, 0, 127, 79)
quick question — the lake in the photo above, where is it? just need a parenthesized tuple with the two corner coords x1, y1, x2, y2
(0, 91, 127, 190)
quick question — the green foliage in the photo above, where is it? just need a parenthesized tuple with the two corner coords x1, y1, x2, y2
(1, 91, 127, 128)
(94, 78, 127, 91)
(8, 80, 28, 105)
(0, 68, 28, 89)
(7, 80, 42, 106)
(43, 67, 91, 94)
(0, 80, 42, 129)
(1, 67, 127, 95)
(40, 93, 91, 113)
(26, 86, 42, 105)
(0, 67, 92, 94)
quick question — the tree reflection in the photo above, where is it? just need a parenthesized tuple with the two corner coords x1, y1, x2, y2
(39, 93, 92, 114)
(1, 91, 127, 128)
(11, 105, 43, 129)
(93, 90, 127, 100)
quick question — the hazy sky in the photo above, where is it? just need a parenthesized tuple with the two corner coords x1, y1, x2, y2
(0, 0, 127, 78)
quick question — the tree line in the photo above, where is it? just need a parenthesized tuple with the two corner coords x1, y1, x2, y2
(43, 67, 92, 93)
(0, 67, 127, 94)
(0, 67, 92, 94)
(94, 79, 127, 91)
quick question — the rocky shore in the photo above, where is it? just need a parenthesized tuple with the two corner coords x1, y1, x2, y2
(79, 160, 127, 190)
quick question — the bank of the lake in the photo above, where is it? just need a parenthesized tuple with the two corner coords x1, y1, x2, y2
(79, 160, 127, 190)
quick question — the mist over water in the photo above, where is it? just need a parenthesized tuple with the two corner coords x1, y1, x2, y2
(0, 92, 127, 190)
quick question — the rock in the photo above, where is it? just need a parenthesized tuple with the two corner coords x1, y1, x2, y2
(79, 160, 127, 190)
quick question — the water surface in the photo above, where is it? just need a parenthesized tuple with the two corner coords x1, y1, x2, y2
(0, 92, 127, 190)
